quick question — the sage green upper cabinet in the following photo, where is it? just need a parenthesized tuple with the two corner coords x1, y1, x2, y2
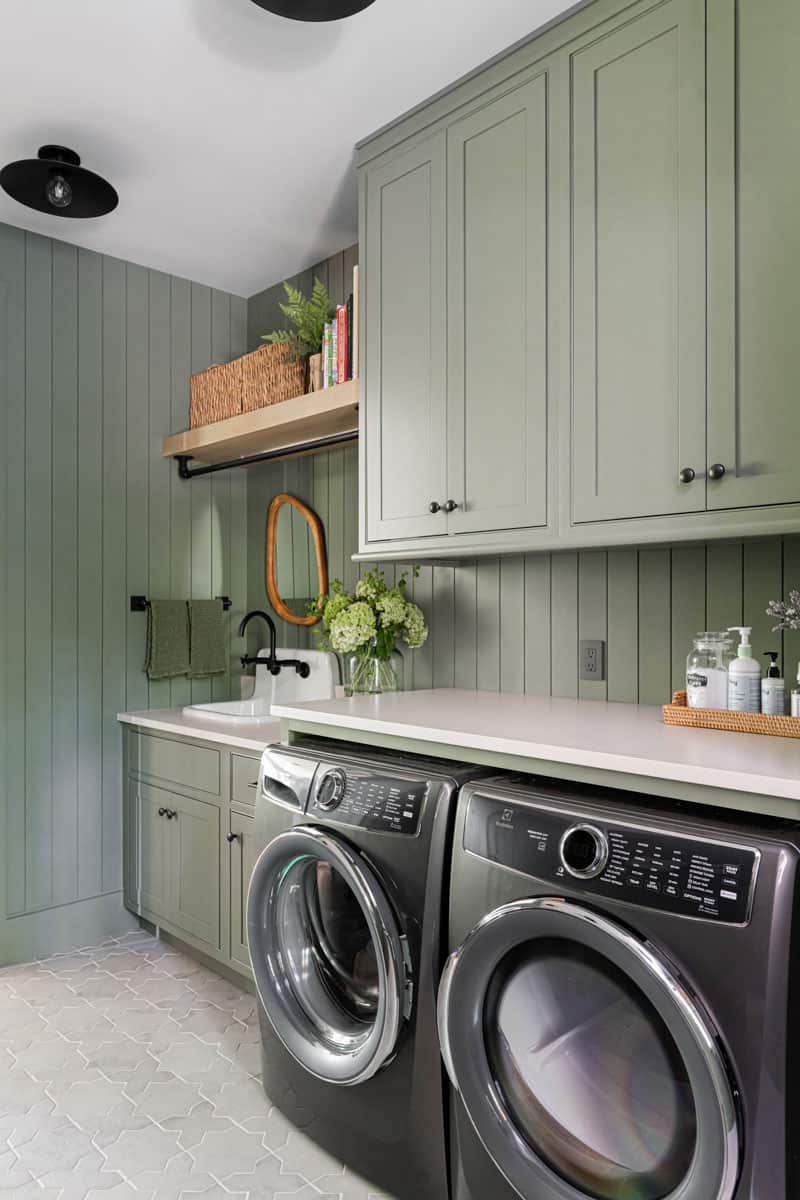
(356, 0, 800, 560)
(446, 74, 550, 535)
(363, 133, 447, 542)
(707, 0, 800, 510)
(571, 0, 706, 523)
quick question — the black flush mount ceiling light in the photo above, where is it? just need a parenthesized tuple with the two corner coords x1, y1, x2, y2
(250, 0, 376, 20)
(0, 145, 118, 218)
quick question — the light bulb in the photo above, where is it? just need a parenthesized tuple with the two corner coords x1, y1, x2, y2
(46, 173, 72, 209)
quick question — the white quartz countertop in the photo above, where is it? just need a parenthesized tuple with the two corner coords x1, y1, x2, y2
(272, 689, 800, 803)
(118, 708, 281, 752)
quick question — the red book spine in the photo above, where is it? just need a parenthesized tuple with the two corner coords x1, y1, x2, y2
(337, 304, 348, 384)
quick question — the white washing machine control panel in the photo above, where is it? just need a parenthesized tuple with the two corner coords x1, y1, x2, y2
(465, 792, 759, 924)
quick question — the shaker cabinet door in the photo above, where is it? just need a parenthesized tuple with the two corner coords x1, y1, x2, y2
(137, 784, 171, 924)
(167, 792, 221, 952)
(446, 74, 551, 535)
(363, 133, 448, 541)
(570, 0, 706, 523)
(707, 0, 800, 510)
(229, 812, 260, 976)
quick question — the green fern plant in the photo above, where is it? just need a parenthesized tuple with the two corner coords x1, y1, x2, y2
(261, 277, 335, 360)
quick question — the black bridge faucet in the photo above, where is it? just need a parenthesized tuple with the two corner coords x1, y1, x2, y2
(238, 610, 310, 678)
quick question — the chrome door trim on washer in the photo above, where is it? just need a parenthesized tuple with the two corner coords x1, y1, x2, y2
(438, 897, 741, 1200)
(247, 825, 411, 1086)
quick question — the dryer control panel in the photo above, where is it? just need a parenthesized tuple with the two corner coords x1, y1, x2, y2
(308, 768, 427, 836)
(464, 792, 759, 924)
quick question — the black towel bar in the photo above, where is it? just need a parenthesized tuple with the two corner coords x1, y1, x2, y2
(130, 595, 232, 613)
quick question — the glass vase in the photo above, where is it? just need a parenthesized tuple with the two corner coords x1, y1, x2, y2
(348, 644, 403, 696)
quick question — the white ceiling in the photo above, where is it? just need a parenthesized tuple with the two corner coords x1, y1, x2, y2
(0, 0, 574, 297)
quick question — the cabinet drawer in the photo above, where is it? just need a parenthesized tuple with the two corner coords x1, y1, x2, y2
(134, 733, 220, 796)
(231, 754, 261, 808)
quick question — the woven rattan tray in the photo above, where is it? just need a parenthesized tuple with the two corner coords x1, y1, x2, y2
(663, 690, 800, 739)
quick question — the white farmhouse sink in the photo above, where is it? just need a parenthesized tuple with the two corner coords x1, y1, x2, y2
(183, 697, 276, 723)
(182, 647, 339, 724)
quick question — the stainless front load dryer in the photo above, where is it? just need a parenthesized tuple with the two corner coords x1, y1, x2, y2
(438, 774, 800, 1200)
(246, 737, 484, 1200)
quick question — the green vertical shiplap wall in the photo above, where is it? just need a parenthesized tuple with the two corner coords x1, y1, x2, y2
(0, 221, 247, 962)
(246, 243, 799, 705)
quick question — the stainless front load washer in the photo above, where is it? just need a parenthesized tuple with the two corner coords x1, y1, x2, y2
(246, 737, 484, 1200)
(438, 774, 800, 1200)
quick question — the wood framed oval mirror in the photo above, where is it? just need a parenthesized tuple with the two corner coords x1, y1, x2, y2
(266, 493, 328, 626)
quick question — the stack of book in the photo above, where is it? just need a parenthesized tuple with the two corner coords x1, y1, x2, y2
(322, 264, 359, 389)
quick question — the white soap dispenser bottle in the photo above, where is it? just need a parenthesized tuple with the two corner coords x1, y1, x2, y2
(727, 627, 761, 712)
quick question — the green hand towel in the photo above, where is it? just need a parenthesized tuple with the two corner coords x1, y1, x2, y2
(144, 600, 190, 680)
(188, 598, 227, 678)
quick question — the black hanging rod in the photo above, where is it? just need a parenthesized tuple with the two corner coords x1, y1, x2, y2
(130, 595, 232, 613)
(174, 430, 357, 481)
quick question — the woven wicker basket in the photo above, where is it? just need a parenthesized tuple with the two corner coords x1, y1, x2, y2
(241, 344, 307, 413)
(189, 358, 244, 428)
(663, 690, 800, 739)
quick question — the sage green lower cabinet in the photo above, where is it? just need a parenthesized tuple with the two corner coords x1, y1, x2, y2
(137, 783, 172, 923)
(123, 728, 265, 980)
(570, 0, 706, 523)
(170, 792, 221, 951)
(229, 811, 259, 976)
(129, 780, 221, 953)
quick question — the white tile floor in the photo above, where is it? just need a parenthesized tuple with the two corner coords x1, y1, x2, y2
(0, 930, 394, 1200)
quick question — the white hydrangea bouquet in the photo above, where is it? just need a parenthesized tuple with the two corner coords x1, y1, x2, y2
(313, 568, 428, 694)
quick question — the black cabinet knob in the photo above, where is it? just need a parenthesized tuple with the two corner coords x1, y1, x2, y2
(708, 463, 726, 480)
(158, 807, 167, 817)
(443, 499, 458, 513)
(226, 832, 241, 844)
(678, 467, 695, 484)
(428, 501, 441, 514)
(165, 809, 176, 820)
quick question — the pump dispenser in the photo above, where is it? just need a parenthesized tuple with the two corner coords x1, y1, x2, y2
(761, 652, 786, 716)
(727, 627, 761, 712)
(792, 665, 800, 718)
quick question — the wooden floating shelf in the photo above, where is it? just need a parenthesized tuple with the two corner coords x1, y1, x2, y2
(162, 379, 359, 467)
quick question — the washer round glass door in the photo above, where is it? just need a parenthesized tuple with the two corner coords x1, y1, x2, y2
(438, 898, 740, 1200)
(247, 825, 410, 1085)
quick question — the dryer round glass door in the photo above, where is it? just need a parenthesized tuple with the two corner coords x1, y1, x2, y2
(438, 898, 740, 1200)
(247, 825, 411, 1085)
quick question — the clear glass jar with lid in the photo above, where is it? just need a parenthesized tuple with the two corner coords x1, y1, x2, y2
(686, 632, 735, 709)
